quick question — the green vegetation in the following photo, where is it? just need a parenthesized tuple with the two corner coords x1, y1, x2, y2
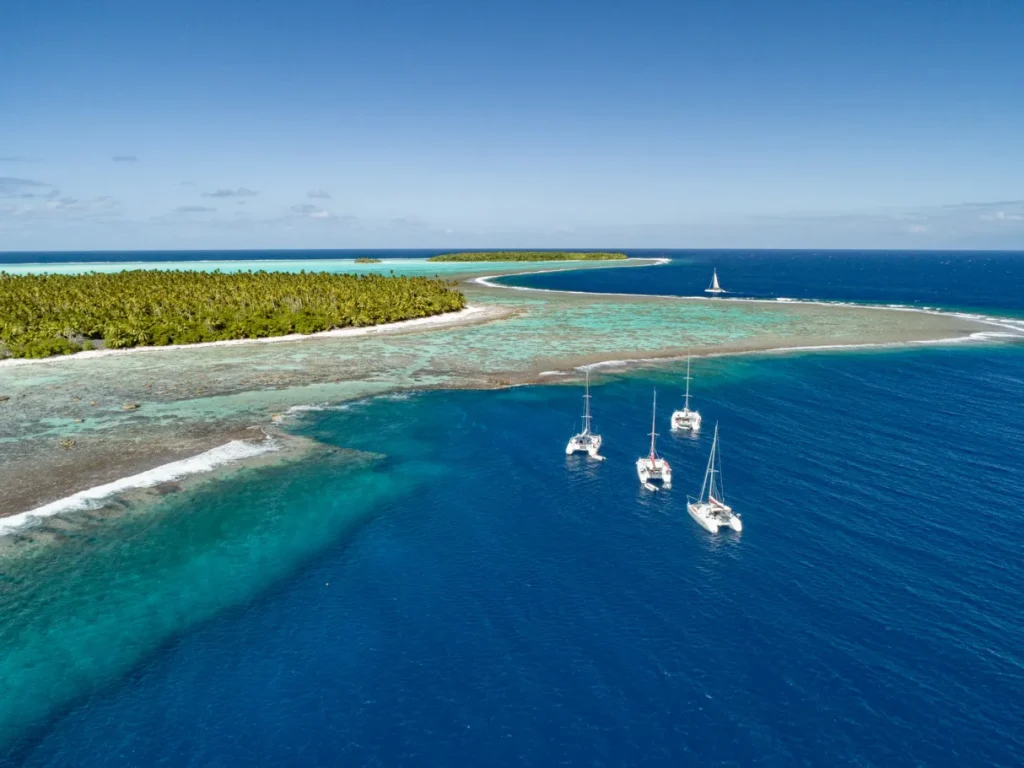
(354, 257, 382, 264)
(0, 270, 466, 359)
(427, 251, 628, 262)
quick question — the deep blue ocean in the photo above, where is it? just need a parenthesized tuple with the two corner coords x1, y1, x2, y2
(504, 249, 1024, 315)
(3, 251, 1024, 766)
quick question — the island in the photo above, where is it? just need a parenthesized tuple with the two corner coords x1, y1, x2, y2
(427, 251, 628, 262)
(354, 257, 382, 264)
(0, 256, 998, 524)
(0, 270, 465, 359)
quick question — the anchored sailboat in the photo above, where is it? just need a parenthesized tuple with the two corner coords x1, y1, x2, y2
(636, 389, 672, 490)
(687, 423, 742, 532)
(705, 268, 725, 294)
(670, 356, 702, 432)
(565, 367, 604, 460)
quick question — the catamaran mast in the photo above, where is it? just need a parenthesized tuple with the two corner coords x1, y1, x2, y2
(708, 423, 720, 502)
(684, 356, 692, 410)
(699, 423, 718, 502)
(648, 389, 658, 459)
(581, 368, 592, 435)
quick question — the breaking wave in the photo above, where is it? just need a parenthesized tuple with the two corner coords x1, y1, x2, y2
(1, 439, 278, 536)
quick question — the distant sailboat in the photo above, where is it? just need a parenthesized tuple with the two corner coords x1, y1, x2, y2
(670, 356, 702, 432)
(687, 423, 742, 532)
(636, 389, 672, 490)
(565, 367, 604, 460)
(705, 269, 725, 294)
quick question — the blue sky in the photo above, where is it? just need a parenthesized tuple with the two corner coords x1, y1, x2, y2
(2, 0, 1023, 250)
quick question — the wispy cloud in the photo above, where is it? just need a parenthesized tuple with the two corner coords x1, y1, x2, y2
(0, 177, 49, 196)
(45, 195, 119, 213)
(0, 156, 45, 163)
(939, 200, 1024, 211)
(290, 203, 334, 219)
(48, 196, 79, 209)
(760, 200, 1024, 227)
(112, 155, 139, 164)
(0, 194, 120, 223)
(307, 188, 332, 199)
(203, 187, 259, 198)
(729, 199, 1024, 248)
(16, 188, 62, 200)
(174, 205, 217, 214)
(979, 209, 1024, 222)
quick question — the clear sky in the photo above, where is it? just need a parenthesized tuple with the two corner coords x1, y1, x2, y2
(2, 0, 1023, 250)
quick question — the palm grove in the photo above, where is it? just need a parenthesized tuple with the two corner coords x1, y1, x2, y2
(0, 270, 466, 359)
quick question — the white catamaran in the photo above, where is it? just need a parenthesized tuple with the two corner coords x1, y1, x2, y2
(636, 389, 672, 490)
(670, 356, 702, 432)
(687, 423, 742, 532)
(705, 268, 725, 294)
(565, 367, 604, 460)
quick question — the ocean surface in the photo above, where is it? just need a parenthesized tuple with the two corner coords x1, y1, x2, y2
(2, 251, 1024, 766)
(501, 249, 1024, 315)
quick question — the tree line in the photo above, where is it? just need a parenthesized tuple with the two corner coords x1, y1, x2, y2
(0, 269, 466, 359)
(427, 252, 627, 262)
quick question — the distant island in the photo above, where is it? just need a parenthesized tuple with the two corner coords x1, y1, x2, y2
(427, 251, 628, 262)
(0, 270, 465, 359)
(354, 257, 382, 264)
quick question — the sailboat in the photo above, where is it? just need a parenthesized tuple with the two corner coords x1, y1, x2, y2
(565, 367, 604, 459)
(670, 356, 702, 432)
(705, 268, 725, 294)
(687, 423, 742, 532)
(636, 389, 672, 490)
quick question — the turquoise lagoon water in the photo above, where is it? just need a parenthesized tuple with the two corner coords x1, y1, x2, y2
(0, 255, 639, 278)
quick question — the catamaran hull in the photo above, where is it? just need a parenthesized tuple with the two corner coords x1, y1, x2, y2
(687, 502, 742, 533)
(671, 411, 702, 431)
(636, 458, 672, 489)
(567, 446, 604, 459)
(566, 434, 603, 459)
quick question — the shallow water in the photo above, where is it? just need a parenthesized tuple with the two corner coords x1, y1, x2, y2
(0, 255, 636, 279)
(0, 442, 404, 750)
